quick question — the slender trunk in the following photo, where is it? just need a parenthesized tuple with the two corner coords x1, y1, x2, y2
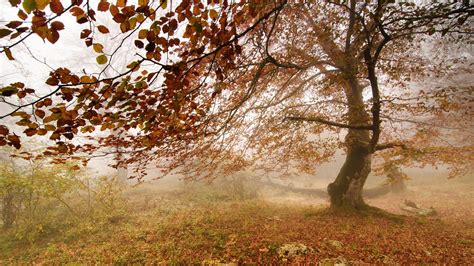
(328, 76, 372, 209)
(2, 190, 16, 229)
(388, 166, 407, 193)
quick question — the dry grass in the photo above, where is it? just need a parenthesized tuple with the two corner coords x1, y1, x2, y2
(1, 179, 473, 264)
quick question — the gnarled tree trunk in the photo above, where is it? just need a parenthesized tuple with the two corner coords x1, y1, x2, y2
(328, 144, 371, 208)
(328, 76, 373, 209)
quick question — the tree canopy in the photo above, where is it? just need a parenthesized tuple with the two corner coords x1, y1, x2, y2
(0, 0, 473, 208)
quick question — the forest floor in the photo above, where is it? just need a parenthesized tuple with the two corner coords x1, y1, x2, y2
(1, 178, 473, 264)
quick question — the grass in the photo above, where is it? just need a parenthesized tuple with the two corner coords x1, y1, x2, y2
(1, 184, 473, 264)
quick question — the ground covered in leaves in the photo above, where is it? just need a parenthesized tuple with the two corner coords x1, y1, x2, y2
(1, 181, 472, 265)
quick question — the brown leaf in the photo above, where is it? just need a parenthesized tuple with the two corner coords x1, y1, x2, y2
(6, 21, 22, 28)
(50, 0, 64, 14)
(98, 0, 110, 12)
(18, 10, 28, 20)
(35, 109, 46, 118)
(97, 25, 109, 33)
(0, 28, 13, 38)
(51, 21, 64, 31)
(0, 125, 9, 135)
(24, 128, 37, 136)
(46, 29, 60, 44)
(4, 47, 14, 60)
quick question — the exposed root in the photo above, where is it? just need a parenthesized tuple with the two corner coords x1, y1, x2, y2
(329, 203, 406, 223)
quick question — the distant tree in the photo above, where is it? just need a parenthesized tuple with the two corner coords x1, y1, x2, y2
(0, 1, 472, 210)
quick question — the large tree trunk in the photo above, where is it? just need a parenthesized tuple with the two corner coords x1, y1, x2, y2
(328, 144, 371, 208)
(327, 76, 372, 209)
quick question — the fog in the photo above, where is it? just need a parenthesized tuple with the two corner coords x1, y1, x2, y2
(1, 0, 473, 264)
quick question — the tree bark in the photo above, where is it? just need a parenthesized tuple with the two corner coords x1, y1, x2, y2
(328, 142, 372, 208)
(327, 75, 373, 209)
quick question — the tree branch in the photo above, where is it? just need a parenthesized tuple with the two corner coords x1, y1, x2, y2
(285, 116, 373, 130)
(375, 142, 408, 151)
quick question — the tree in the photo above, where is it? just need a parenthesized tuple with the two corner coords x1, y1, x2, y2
(0, 1, 472, 209)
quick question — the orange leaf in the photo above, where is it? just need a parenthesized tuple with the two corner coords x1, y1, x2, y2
(116, 0, 126, 8)
(97, 25, 109, 33)
(50, 0, 64, 14)
(98, 0, 110, 12)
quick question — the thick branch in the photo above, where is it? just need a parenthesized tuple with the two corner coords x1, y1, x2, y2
(285, 116, 373, 130)
(375, 142, 408, 151)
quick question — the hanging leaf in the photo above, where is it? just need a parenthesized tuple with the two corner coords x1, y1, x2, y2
(116, 0, 126, 8)
(6, 21, 22, 28)
(127, 61, 140, 72)
(35, 109, 46, 118)
(93, 43, 104, 53)
(96, 54, 108, 64)
(4, 47, 14, 60)
(134, 40, 144, 48)
(0, 29, 13, 38)
(97, 25, 110, 33)
(98, 1, 110, 12)
(0, 86, 18, 96)
(22, 0, 36, 13)
(209, 9, 218, 20)
(18, 10, 28, 20)
(35, 0, 50, 11)
(50, 0, 64, 13)
(46, 29, 60, 43)
(51, 21, 64, 31)
(24, 128, 37, 137)
(160, 0, 167, 9)
(9, 0, 21, 7)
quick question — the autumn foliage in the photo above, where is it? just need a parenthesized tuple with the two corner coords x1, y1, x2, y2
(0, 1, 473, 207)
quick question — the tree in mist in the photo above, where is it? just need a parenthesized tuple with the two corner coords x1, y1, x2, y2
(0, 1, 472, 209)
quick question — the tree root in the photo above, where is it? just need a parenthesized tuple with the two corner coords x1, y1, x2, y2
(329, 203, 406, 223)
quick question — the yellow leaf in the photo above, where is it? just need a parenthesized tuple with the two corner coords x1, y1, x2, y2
(93, 43, 104, 53)
(160, 0, 167, 9)
(136, 13, 145, 23)
(138, 29, 147, 39)
(209, 9, 218, 20)
(127, 61, 140, 72)
(138, 0, 148, 7)
(80, 76, 93, 83)
(96, 54, 108, 65)
(129, 17, 137, 30)
(35, 0, 50, 10)
(22, 0, 36, 13)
